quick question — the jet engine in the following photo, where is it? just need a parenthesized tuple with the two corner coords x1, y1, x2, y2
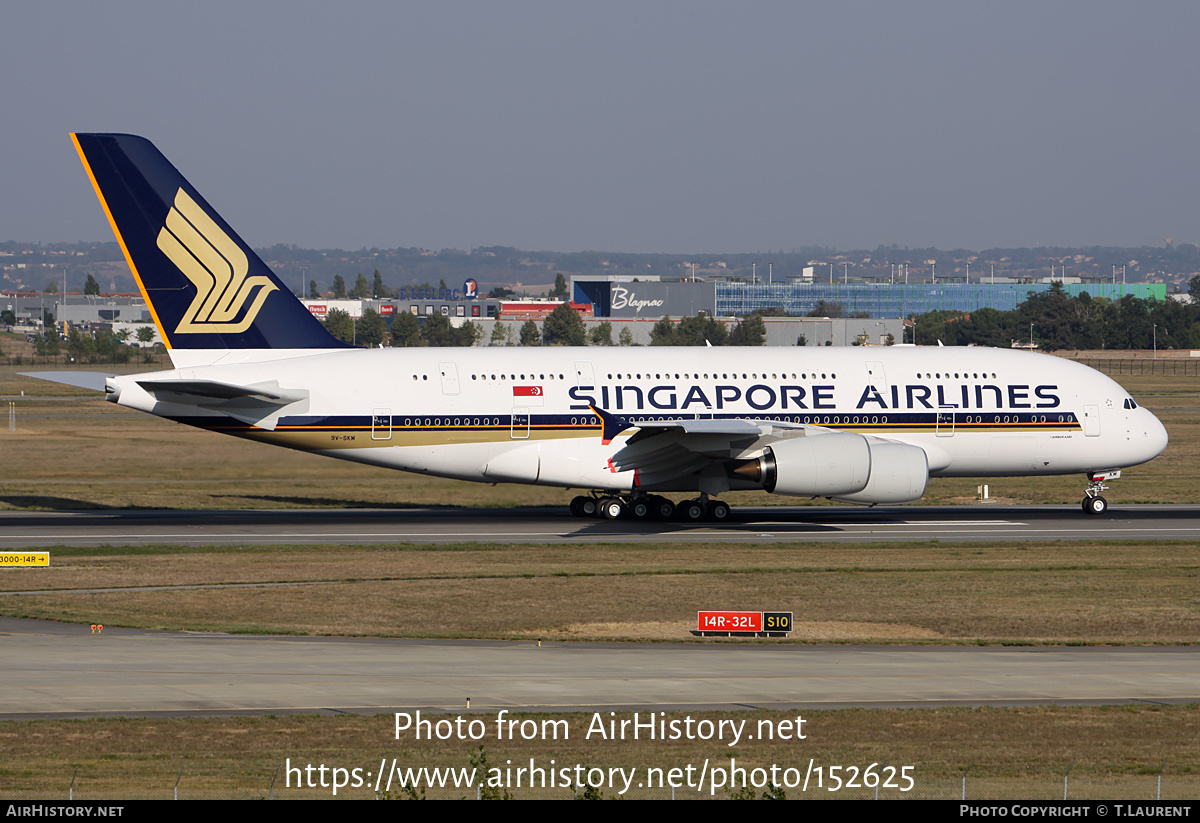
(730, 432, 929, 504)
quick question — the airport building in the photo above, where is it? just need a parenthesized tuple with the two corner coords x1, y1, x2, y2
(572, 278, 1167, 319)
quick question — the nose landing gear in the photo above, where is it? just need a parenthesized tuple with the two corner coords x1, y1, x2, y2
(1081, 470, 1119, 516)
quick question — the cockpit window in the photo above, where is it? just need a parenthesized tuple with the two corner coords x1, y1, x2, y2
(1122, 398, 1139, 410)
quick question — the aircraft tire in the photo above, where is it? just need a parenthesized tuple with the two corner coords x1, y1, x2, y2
(578, 497, 599, 518)
(630, 499, 653, 520)
(600, 497, 626, 520)
(679, 499, 706, 521)
(707, 501, 731, 521)
(1084, 495, 1108, 516)
(652, 496, 675, 520)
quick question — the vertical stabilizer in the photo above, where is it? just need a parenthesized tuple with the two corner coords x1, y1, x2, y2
(71, 133, 346, 355)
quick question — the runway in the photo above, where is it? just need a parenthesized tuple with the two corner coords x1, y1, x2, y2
(2, 504, 1200, 547)
(2, 617, 1197, 720)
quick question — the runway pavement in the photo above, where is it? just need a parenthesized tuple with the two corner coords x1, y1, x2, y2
(2, 504, 1200, 547)
(1, 617, 1197, 719)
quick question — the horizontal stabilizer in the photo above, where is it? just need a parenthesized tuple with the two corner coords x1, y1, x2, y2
(134, 378, 308, 430)
(21, 371, 112, 391)
(135, 379, 305, 404)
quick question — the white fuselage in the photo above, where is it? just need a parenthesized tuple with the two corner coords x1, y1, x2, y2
(108, 345, 1168, 496)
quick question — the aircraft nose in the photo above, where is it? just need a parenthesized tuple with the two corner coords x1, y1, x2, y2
(1139, 408, 1169, 462)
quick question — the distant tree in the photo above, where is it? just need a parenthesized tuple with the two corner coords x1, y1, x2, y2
(332, 275, 347, 298)
(589, 321, 613, 346)
(807, 300, 844, 318)
(36, 328, 59, 356)
(550, 273, 569, 299)
(519, 320, 541, 346)
(323, 308, 354, 343)
(542, 302, 586, 346)
(67, 328, 95, 360)
(795, 334, 807, 347)
(618, 327, 635, 346)
(1, 308, 15, 326)
(45, 280, 58, 294)
(372, 270, 387, 298)
(136, 326, 156, 345)
(729, 313, 766, 346)
(1189, 275, 1200, 302)
(308, 280, 319, 298)
(390, 311, 421, 347)
(350, 273, 371, 299)
(885, 332, 895, 346)
(419, 313, 476, 346)
(675, 313, 728, 346)
(490, 322, 508, 346)
(421, 312, 456, 346)
(357, 309, 386, 346)
(649, 316, 676, 345)
(83, 274, 101, 295)
(458, 320, 483, 347)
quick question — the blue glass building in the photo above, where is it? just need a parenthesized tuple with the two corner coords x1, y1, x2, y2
(713, 282, 1165, 317)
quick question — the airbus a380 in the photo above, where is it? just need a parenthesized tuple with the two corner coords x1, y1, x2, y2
(30, 134, 1168, 520)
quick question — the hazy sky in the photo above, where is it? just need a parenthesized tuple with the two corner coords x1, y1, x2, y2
(4, 1, 1199, 253)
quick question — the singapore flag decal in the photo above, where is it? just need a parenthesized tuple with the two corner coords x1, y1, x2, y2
(513, 385, 544, 406)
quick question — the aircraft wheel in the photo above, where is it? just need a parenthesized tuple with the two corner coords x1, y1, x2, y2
(569, 496, 588, 517)
(630, 499, 653, 520)
(599, 497, 626, 520)
(652, 496, 675, 520)
(1083, 495, 1108, 516)
(679, 499, 706, 521)
(577, 497, 599, 518)
(707, 500, 731, 521)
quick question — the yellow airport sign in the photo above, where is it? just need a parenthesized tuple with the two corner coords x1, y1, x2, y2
(0, 552, 50, 567)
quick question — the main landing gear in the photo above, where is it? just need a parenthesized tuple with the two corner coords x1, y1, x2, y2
(569, 493, 732, 522)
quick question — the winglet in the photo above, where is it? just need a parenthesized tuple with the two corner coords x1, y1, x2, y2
(589, 404, 630, 446)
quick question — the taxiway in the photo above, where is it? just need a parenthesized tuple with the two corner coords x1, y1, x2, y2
(2, 504, 1200, 547)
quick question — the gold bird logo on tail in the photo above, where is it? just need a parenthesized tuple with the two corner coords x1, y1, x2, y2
(156, 188, 277, 333)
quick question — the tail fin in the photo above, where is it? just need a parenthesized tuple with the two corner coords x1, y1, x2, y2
(71, 133, 346, 353)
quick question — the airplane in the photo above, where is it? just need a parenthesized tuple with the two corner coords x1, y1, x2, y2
(26, 133, 1169, 521)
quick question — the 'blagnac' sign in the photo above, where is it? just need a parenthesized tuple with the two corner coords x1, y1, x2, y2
(610, 285, 665, 314)
(605, 282, 717, 318)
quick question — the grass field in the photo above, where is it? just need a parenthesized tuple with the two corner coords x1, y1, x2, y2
(1, 540, 1198, 644)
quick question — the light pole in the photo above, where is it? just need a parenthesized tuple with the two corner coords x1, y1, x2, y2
(1153, 324, 1157, 359)
(1030, 323, 1035, 348)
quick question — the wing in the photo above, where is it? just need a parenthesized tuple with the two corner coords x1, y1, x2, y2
(592, 405, 809, 490)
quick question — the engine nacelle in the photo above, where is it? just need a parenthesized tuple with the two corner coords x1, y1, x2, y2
(759, 432, 873, 497)
(731, 434, 930, 504)
(831, 441, 929, 505)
